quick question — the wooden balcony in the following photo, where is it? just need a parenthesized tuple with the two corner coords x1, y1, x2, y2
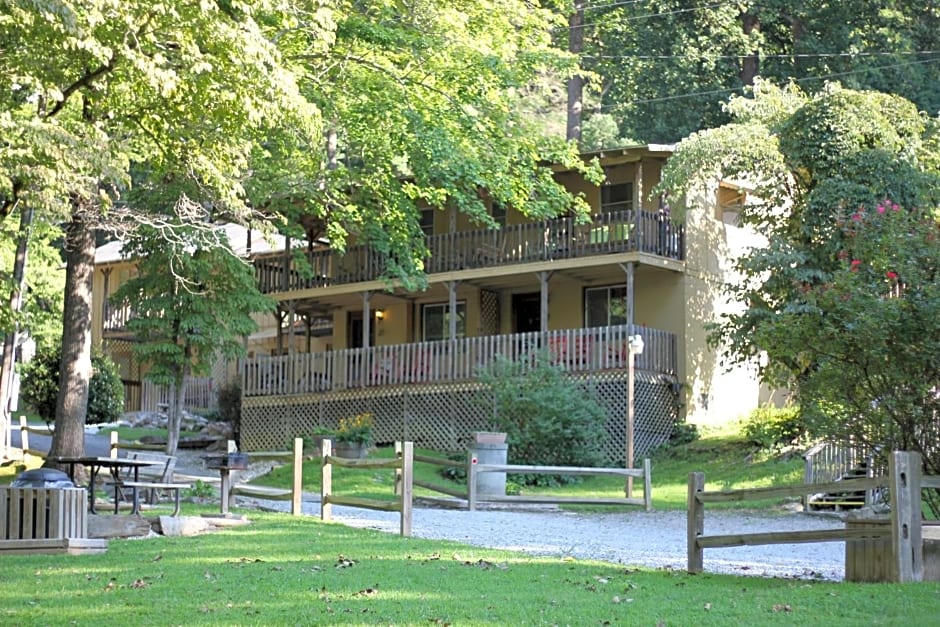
(242, 324, 677, 397)
(102, 303, 135, 335)
(254, 210, 685, 294)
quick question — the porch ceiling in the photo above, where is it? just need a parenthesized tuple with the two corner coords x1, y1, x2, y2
(273, 253, 683, 314)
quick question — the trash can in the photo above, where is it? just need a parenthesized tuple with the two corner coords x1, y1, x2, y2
(11, 468, 75, 488)
(469, 433, 508, 499)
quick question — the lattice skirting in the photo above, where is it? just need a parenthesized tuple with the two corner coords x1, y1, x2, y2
(242, 371, 678, 464)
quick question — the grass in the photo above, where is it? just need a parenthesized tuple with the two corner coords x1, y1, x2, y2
(249, 435, 806, 511)
(0, 506, 938, 625)
(3, 433, 939, 624)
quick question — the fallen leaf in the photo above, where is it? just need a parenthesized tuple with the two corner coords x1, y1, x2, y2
(612, 596, 621, 604)
(130, 579, 148, 589)
(704, 602, 712, 611)
(772, 604, 792, 613)
(104, 582, 116, 592)
(151, 555, 163, 562)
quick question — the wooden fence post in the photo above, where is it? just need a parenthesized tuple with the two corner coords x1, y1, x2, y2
(19, 415, 28, 454)
(890, 451, 923, 582)
(642, 458, 653, 512)
(467, 450, 477, 511)
(321, 439, 332, 521)
(399, 442, 414, 537)
(394, 442, 403, 497)
(110, 431, 119, 458)
(291, 437, 303, 516)
(687, 472, 705, 573)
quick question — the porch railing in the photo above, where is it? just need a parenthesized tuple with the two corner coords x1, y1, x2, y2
(242, 324, 677, 397)
(254, 210, 685, 293)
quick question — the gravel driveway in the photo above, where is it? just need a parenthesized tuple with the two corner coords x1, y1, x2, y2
(240, 495, 847, 582)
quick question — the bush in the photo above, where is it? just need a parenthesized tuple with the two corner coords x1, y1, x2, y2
(741, 404, 805, 449)
(478, 352, 607, 486)
(215, 378, 242, 445)
(667, 421, 699, 447)
(19, 347, 124, 425)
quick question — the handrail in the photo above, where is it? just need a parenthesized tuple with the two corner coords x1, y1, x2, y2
(242, 323, 678, 396)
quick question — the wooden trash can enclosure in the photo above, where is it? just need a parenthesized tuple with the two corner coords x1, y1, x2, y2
(844, 513, 893, 582)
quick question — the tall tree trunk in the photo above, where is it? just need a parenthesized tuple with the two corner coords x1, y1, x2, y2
(740, 12, 760, 86)
(46, 208, 95, 464)
(0, 206, 33, 458)
(165, 375, 187, 455)
(566, 2, 585, 142)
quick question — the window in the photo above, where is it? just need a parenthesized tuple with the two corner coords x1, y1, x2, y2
(491, 202, 507, 227)
(716, 185, 745, 226)
(419, 207, 435, 235)
(584, 286, 627, 327)
(601, 182, 634, 213)
(422, 301, 466, 341)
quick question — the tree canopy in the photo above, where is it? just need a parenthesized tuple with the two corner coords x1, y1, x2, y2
(659, 82, 940, 498)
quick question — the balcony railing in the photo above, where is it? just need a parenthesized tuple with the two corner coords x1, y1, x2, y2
(102, 303, 135, 334)
(254, 210, 685, 293)
(242, 324, 677, 397)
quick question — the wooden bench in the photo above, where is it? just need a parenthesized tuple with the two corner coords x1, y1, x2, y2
(108, 453, 191, 516)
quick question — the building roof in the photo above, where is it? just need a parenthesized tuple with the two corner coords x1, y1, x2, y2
(94, 223, 288, 265)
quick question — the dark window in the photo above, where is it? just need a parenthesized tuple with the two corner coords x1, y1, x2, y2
(601, 183, 634, 213)
(419, 207, 435, 235)
(584, 285, 627, 327)
(421, 301, 466, 341)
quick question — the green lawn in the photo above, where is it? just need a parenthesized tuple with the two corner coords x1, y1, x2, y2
(3, 434, 939, 624)
(0, 506, 937, 625)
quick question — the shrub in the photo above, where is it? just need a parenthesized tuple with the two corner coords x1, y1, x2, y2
(478, 352, 607, 486)
(667, 421, 699, 447)
(215, 378, 242, 444)
(741, 404, 805, 449)
(19, 347, 124, 425)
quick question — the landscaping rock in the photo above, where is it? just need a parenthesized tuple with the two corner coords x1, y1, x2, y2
(88, 514, 153, 539)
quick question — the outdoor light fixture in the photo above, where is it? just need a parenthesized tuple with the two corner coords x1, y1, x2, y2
(374, 309, 385, 321)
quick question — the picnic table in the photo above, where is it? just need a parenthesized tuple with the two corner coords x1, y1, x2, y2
(53, 456, 161, 515)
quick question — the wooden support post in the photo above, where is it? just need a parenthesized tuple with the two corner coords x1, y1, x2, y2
(110, 431, 119, 458)
(890, 451, 923, 582)
(19, 415, 27, 454)
(321, 439, 333, 521)
(642, 458, 653, 512)
(394, 442, 403, 497)
(467, 449, 477, 511)
(291, 437, 303, 516)
(399, 442, 414, 537)
(687, 472, 705, 573)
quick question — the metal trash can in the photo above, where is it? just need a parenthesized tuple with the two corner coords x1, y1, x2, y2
(11, 468, 75, 488)
(469, 435, 508, 499)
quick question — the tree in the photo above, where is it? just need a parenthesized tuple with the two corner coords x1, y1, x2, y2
(1, 1, 319, 461)
(111, 218, 274, 454)
(658, 81, 940, 508)
(580, 1, 940, 143)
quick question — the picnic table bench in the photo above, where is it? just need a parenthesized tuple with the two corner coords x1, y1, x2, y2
(107, 452, 191, 516)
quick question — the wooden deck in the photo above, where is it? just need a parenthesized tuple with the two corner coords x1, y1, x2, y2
(253, 209, 685, 293)
(242, 324, 677, 397)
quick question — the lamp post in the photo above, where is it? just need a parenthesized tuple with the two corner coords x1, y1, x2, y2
(626, 333, 644, 498)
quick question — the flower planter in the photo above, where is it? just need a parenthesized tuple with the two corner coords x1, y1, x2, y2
(333, 442, 369, 459)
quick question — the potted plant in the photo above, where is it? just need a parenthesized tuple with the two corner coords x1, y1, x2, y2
(333, 413, 374, 459)
(306, 426, 335, 457)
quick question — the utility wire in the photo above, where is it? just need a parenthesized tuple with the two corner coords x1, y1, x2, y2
(584, 50, 940, 60)
(591, 56, 940, 109)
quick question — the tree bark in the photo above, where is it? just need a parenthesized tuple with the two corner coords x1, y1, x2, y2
(0, 206, 33, 457)
(566, 2, 585, 142)
(740, 12, 760, 86)
(165, 375, 187, 455)
(46, 208, 95, 464)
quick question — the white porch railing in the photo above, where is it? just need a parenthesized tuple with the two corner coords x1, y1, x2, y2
(141, 377, 217, 413)
(242, 325, 676, 397)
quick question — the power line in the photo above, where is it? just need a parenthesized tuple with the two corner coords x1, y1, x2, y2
(554, 0, 739, 31)
(592, 56, 940, 110)
(584, 50, 940, 61)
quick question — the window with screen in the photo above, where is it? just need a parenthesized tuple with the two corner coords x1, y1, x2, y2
(421, 302, 467, 341)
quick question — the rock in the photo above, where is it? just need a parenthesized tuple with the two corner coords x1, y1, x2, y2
(158, 515, 212, 537)
(88, 514, 153, 539)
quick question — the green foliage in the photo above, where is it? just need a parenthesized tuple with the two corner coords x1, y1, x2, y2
(183, 480, 215, 499)
(215, 378, 242, 442)
(666, 421, 700, 447)
(478, 353, 607, 486)
(334, 413, 373, 445)
(660, 82, 940, 501)
(19, 347, 123, 425)
(580, 114, 634, 152)
(741, 405, 805, 450)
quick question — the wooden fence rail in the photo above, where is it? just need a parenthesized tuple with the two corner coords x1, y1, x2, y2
(321, 439, 414, 536)
(468, 458, 652, 512)
(688, 450, 934, 582)
(408, 453, 468, 502)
